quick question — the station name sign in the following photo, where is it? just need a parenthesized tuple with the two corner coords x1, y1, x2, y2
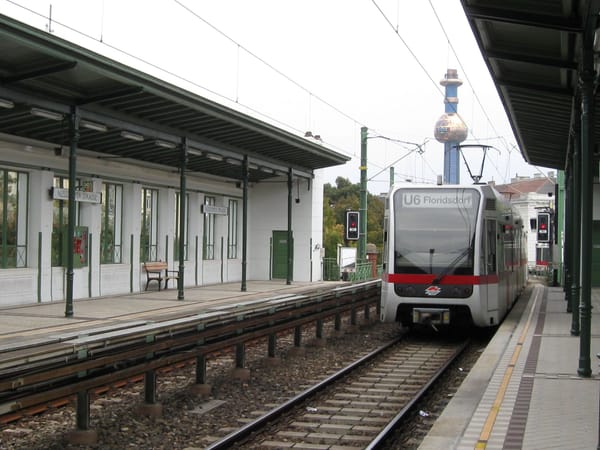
(50, 187, 102, 204)
(201, 204, 228, 215)
(401, 192, 474, 208)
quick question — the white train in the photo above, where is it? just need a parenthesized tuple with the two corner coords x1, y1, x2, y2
(381, 183, 527, 328)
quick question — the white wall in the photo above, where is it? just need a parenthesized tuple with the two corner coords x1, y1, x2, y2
(247, 173, 319, 282)
(512, 192, 555, 267)
(0, 139, 324, 305)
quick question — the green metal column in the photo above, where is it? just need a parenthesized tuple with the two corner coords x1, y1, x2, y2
(196, 354, 207, 385)
(359, 126, 368, 262)
(75, 391, 90, 431)
(241, 156, 248, 292)
(563, 168, 572, 312)
(144, 370, 157, 404)
(65, 106, 79, 317)
(268, 334, 276, 358)
(287, 168, 293, 285)
(556, 172, 565, 286)
(578, 46, 593, 377)
(177, 138, 187, 300)
(570, 116, 581, 336)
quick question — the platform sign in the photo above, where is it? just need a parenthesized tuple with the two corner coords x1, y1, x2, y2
(51, 187, 102, 203)
(201, 205, 228, 215)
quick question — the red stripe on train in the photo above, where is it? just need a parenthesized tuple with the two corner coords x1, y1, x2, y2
(384, 273, 499, 285)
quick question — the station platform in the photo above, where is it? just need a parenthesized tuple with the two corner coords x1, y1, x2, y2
(2, 279, 598, 449)
(0, 280, 347, 347)
(419, 283, 600, 450)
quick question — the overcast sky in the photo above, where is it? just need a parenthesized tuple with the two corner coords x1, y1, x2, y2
(2, 0, 548, 193)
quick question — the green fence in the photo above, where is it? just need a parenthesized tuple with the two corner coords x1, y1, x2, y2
(322, 258, 382, 282)
(323, 258, 340, 281)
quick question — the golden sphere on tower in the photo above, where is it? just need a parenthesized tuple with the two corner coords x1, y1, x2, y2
(434, 113, 468, 143)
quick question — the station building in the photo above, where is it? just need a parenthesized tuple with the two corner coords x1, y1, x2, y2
(0, 15, 349, 306)
(493, 173, 557, 270)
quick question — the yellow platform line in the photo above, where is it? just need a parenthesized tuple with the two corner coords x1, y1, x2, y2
(475, 285, 542, 449)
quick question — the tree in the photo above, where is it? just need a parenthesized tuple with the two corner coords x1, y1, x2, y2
(322, 177, 384, 261)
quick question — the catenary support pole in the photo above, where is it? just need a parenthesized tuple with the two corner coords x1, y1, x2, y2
(359, 126, 368, 262)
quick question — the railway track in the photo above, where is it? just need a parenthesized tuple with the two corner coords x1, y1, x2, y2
(0, 281, 380, 427)
(206, 336, 468, 449)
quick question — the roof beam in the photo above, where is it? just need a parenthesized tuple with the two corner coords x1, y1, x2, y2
(497, 78, 574, 96)
(486, 49, 578, 70)
(1, 60, 77, 84)
(77, 86, 144, 106)
(464, 5, 583, 32)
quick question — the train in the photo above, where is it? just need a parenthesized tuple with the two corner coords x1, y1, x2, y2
(380, 183, 527, 328)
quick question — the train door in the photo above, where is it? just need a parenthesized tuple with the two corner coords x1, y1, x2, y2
(484, 218, 498, 312)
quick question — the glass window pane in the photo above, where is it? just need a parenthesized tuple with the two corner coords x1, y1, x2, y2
(101, 183, 123, 264)
(140, 188, 159, 261)
(1, 169, 28, 268)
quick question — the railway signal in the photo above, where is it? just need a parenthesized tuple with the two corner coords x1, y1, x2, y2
(345, 211, 359, 240)
(537, 212, 551, 242)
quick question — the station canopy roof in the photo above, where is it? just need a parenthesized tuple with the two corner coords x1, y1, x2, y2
(0, 14, 350, 183)
(461, 0, 599, 170)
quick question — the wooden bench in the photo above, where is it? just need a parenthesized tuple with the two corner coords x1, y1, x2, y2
(143, 261, 179, 291)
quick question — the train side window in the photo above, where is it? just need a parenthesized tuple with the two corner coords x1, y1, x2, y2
(486, 219, 497, 274)
(382, 218, 389, 272)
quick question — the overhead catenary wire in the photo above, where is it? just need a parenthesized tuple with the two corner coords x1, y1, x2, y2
(371, 0, 515, 183)
(5, 0, 417, 164)
(172, 1, 426, 163)
(5, 0, 519, 185)
(426, 0, 504, 149)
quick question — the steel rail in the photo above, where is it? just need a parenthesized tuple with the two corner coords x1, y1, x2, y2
(204, 336, 405, 450)
(365, 338, 470, 449)
(206, 337, 469, 450)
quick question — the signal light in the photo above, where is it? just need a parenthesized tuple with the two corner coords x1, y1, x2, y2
(537, 213, 550, 242)
(345, 211, 359, 240)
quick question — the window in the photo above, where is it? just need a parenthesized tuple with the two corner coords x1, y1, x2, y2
(227, 199, 238, 259)
(174, 192, 189, 261)
(101, 182, 123, 264)
(484, 219, 497, 274)
(0, 169, 28, 268)
(203, 196, 215, 260)
(140, 188, 158, 262)
(51, 176, 79, 267)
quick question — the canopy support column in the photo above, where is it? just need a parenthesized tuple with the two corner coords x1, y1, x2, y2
(65, 106, 79, 317)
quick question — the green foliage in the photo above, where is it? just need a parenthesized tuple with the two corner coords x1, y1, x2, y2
(322, 177, 384, 260)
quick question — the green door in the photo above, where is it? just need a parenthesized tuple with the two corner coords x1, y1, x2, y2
(272, 230, 291, 279)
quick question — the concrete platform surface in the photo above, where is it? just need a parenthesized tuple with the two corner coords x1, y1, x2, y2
(419, 283, 600, 450)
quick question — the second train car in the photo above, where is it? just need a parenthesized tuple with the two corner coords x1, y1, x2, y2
(381, 183, 527, 328)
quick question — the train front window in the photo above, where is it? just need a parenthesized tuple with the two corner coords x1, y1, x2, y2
(393, 188, 480, 276)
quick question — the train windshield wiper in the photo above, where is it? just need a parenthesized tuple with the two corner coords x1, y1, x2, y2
(432, 247, 471, 285)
